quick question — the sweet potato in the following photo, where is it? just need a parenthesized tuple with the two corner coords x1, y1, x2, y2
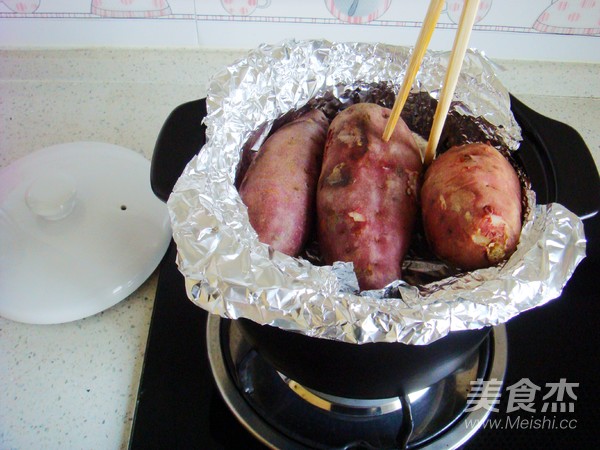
(239, 109, 329, 256)
(317, 103, 423, 290)
(421, 143, 522, 270)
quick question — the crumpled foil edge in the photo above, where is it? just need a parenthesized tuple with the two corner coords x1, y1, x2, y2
(167, 39, 586, 345)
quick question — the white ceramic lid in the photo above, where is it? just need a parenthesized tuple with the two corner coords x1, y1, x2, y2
(0, 142, 172, 324)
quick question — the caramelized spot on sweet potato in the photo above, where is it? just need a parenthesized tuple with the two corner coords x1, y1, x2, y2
(325, 162, 350, 187)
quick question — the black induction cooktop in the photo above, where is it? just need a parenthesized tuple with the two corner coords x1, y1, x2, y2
(129, 97, 600, 449)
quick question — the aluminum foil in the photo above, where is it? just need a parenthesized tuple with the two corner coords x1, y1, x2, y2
(168, 39, 586, 345)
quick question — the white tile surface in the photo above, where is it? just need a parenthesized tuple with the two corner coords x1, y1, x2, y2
(1, 1, 600, 61)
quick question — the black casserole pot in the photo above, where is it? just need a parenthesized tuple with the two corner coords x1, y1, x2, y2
(150, 96, 600, 399)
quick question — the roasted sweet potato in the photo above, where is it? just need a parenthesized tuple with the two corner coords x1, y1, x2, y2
(239, 109, 329, 256)
(421, 143, 522, 270)
(317, 103, 423, 290)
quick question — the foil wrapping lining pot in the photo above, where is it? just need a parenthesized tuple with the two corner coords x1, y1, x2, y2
(167, 39, 586, 345)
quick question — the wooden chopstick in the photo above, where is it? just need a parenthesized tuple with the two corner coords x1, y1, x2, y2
(423, 0, 481, 165)
(382, 0, 481, 166)
(382, 0, 445, 143)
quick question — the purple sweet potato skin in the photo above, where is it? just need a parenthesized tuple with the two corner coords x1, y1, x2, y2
(421, 143, 522, 270)
(239, 109, 329, 256)
(317, 103, 423, 291)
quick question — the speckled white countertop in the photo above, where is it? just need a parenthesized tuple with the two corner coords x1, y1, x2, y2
(0, 48, 599, 450)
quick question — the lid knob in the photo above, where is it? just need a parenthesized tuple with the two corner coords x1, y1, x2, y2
(25, 172, 77, 220)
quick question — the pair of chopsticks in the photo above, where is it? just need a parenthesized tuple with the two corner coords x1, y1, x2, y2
(382, 0, 481, 166)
